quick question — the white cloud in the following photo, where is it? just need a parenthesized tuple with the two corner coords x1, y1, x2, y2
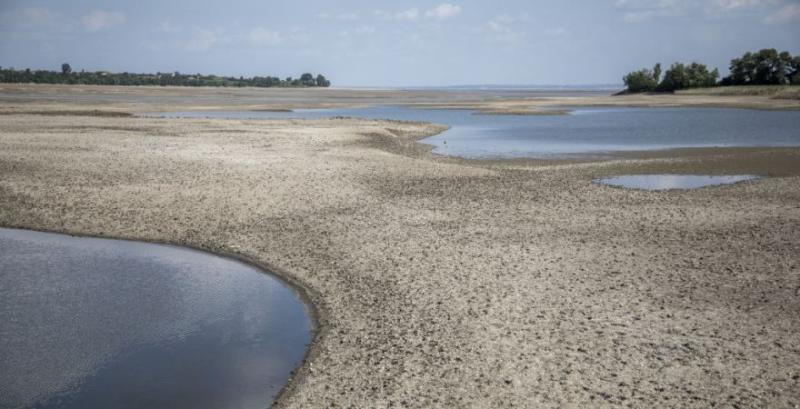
(374, 4, 461, 22)
(249, 27, 283, 46)
(544, 27, 569, 37)
(157, 20, 181, 33)
(373, 8, 419, 21)
(340, 25, 376, 37)
(81, 10, 125, 32)
(396, 8, 421, 21)
(20, 7, 56, 27)
(0, 7, 73, 37)
(622, 10, 658, 22)
(614, 0, 688, 22)
(354, 25, 376, 35)
(318, 12, 359, 21)
(338, 12, 359, 20)
(705, 0, 781, 15)
(424, 3, 462, 20)
(764, 3, 800, 23)
(482, 17, 522, 44)
(614, 0, 687, 9)
(711, 0, 777, 11)
(184, 28, 221, 51)
(615, 0, 782, 21)
(486, 20, 508, 33)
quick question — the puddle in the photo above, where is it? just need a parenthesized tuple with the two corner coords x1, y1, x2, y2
(593, 174, 759, 190)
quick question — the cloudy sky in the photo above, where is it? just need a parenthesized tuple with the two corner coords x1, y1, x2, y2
(1, 0, 798, 86)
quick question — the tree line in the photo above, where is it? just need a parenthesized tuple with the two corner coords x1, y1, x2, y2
(623, 48, 800, 93)
(0, 63, 331, 88)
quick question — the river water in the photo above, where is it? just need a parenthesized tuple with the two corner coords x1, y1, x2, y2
(150, 105, 800, 158)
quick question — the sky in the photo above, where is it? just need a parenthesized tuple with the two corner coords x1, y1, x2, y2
(0, 0, 798, 87)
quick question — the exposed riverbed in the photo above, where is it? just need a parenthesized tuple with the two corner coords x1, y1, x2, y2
(3, 86, 800, 408)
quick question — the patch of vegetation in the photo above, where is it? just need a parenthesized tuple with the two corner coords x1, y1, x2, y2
(623, 48, 800, 93)
(677, 85, 800, 100)
(0, 64, 331, 88)
(721, 49, 800, 86)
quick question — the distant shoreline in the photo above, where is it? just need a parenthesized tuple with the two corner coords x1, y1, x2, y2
(1, 83, 798, 115)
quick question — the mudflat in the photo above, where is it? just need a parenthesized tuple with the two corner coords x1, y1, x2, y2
(1, 86, 799, 408)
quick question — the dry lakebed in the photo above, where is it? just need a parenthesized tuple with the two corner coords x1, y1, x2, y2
(1, 85, 799, 408)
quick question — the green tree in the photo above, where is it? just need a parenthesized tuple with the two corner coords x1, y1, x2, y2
(652, 63, 662, 83)
(728, 52, 755, 84)
(657, 62, 717, 92)
(623, 67, 658, 93)
(723, 49, 796, 85)
(791, 56, 800, 84)
(685, 62, 718, 88)
(658, 63, 688, 92)
(61, 63, 72, 75)
(316, 74, 331, 87)
(299, 73, 315, 86)
(753, 48, 780, 84)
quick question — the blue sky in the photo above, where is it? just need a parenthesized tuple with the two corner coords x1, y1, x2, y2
(1, 0, 798, 86)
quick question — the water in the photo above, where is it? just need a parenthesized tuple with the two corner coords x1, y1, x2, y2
(147, 106, 800, 158)
(593, 174, 759, 190)
(0, 228, 311, 409)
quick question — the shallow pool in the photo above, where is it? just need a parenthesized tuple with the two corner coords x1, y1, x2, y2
(593, 174, 759, 190)
(0, 228, 311, 409)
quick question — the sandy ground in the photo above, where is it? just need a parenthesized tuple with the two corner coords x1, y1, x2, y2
(1, 86, 799, 408)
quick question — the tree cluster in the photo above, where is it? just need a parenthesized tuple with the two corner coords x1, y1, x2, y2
(0, 64, 331, 88)
(623, 48, 800, 93)
(623, 62, 718, 93)
(721, 49, 800, 86)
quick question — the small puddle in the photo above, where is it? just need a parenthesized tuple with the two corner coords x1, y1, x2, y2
(593, 174, 759, 190)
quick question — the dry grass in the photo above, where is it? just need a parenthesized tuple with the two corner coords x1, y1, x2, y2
(678, 85, 800, 100)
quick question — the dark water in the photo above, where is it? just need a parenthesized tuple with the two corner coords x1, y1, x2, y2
(594, 174, 759, 190)
(148, 105, 800, 158)
(0, 229, 311, 409)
